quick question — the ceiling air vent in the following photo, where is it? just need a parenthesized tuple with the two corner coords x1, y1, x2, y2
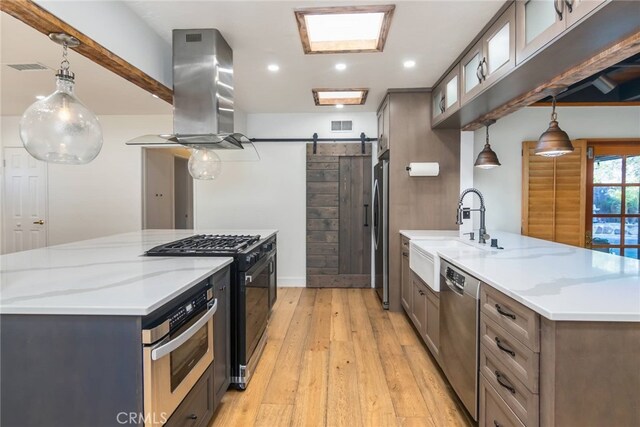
(331, 120, 353, 132)
(6, 63, 50, 71)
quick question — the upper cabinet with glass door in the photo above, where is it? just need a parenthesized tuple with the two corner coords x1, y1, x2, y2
(460, 4, 516, 105)
(432, 67, 460, 126)
(516, 0, 606, 64)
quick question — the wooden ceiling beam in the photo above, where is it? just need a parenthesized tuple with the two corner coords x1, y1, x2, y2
(0, 0, 173, 104)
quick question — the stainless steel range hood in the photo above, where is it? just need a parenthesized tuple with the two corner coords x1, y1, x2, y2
(127, 29, 251, 150)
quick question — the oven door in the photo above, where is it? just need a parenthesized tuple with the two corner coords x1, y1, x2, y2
(142, 299, 217, 426)
(243, 255, 271, 370)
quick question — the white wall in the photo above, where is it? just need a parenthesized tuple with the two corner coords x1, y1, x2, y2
(471, 106, 640, 233)
(1, 111, 377, 285)
(195, 112, 377, 286)
(1, 115, 172, 251)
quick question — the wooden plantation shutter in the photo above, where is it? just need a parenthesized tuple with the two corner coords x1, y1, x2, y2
(521, 140, 587, 247)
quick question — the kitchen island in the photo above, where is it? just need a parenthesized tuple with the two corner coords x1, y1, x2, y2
(0, 229, 274, 427)
(401, 230, 640, 427)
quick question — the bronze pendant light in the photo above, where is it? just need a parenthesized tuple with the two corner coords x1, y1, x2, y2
(534, 86, 574, 157)
(475, 119, 501, 169)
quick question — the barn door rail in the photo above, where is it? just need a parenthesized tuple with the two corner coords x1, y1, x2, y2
(250, 132, 376, 154)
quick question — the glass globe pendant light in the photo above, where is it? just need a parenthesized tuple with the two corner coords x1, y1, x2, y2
(19, 33, 103, 164)
(534, 86, 574, 157)
(188, 148, 222, 180)
(474, 119, 501, 169)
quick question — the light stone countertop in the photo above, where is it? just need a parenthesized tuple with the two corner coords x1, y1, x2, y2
(0, 229, 277, 316)
(408, 231, 640, 322)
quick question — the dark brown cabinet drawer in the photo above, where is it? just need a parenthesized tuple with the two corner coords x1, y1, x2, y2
(481, 316, 539, 392)
(480, 375, 525, 427)
(481, 345, 539, 427)
(165, 364, 214, 427)
(481, 284, 539, 352)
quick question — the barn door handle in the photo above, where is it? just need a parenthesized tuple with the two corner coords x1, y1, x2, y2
(364, 204, 369, 227)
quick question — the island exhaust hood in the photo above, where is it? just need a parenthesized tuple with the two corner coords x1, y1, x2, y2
(127, 29, 250, 149)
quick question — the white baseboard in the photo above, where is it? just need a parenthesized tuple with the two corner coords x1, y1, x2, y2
(278, 277, 306, 287)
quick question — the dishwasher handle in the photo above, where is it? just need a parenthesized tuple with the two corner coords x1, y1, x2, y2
(444, 277, 465, 296)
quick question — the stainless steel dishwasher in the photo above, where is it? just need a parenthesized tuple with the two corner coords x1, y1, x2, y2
(439, 259, 481, 421)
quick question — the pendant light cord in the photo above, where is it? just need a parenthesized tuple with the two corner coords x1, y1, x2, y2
(61, 43, 70, 72)
(551, 95, 558, 121)
(485, 121, 491, 148)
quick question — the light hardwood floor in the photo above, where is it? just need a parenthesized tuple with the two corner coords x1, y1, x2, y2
(210, 288, 473, 427)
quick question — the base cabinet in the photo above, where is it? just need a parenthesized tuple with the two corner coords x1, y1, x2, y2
(403, 262, 440, 360)
(480, 283, 640, 427)
(424, 287, 440, 356)
(165, 365, 215, 427)
(213, 273, 231, 410)
(400, 237, 411, 312)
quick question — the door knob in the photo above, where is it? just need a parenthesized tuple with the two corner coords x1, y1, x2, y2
(33, 220, 45, 225)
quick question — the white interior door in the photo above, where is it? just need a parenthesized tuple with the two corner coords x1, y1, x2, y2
(3, 147, 48, 253)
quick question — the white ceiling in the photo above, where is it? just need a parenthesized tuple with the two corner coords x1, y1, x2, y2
(125, 0, 503, 113)
(2, 1, 504, 116)
(0, 12, 172, 116)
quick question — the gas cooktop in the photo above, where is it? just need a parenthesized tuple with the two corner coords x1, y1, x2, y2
(146, 234, 261, 256)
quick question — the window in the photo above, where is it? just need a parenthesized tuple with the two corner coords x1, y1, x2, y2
(312, 88, 368, 106)
(588, 142, 640, 260)
(294, 5, 395, 54)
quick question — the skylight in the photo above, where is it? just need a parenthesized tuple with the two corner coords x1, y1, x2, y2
(312, 89, 369, 106)
(295, 5, 395, 54)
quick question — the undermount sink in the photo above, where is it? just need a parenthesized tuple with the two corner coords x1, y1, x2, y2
(409, 239, 479, 292)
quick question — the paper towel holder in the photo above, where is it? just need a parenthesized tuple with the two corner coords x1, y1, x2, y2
(406, 162, 440, 177)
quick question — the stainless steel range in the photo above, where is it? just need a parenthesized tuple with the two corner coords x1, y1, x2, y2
(146, 234, 277, 390)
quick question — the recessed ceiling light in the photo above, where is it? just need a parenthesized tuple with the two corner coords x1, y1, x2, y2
(403, 60, 416, 68)
(267, 64, 280, 72)
(35, 95, 46, 100)
(335, 104, 344, 109)
(335, 63, 347, 71)
(312, 88, 368, 106)
(295, 5, 395, 54)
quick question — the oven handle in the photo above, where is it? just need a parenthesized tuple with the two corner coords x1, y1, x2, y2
(245, 254, 272, 284)
(151, 299, 217, 361)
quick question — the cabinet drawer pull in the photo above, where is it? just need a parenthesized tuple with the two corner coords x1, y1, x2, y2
(564, 0, 573, 12)
(402, 252, 409, 258)
(494, 422, 501, 427)
(480, 57, 488, 80)
(188, 414, 198, 420)
(495, 370, 516, 394)
(476, 62, 483, 84)
(418, 290, 425, 296)
(554, 0, 564, 20)
(495, 303, 516, 320)
(495, 337, 516, 357)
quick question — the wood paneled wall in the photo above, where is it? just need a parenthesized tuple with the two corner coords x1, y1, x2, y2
(385, 91, 461, 312)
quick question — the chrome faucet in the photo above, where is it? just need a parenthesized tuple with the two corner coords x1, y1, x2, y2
(456, 188, 489, 244)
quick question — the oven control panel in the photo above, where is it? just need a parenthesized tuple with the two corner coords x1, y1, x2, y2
(169, 288, 211, 331)
(238, 236, 276, 272)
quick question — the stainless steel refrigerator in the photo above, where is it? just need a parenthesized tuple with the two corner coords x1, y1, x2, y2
(373, 159, 389, 309)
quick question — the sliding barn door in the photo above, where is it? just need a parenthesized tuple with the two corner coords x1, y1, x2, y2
(307, 143, 372, 288)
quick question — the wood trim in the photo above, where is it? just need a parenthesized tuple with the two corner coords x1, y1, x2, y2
(312, 88, 369, 106)
(532, 101, 640, 107)
(294, 5, 395, 54)
(0, 0, 173, 104)
(462, 30, 640, 131)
